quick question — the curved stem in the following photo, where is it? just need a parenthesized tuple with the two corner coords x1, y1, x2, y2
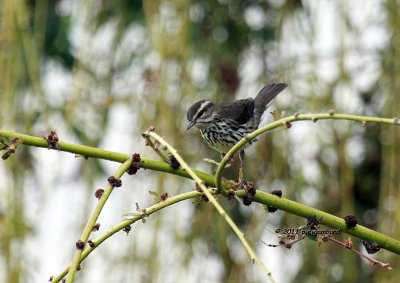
(51, 190, 203, 283)
(215, 113, 399, 191)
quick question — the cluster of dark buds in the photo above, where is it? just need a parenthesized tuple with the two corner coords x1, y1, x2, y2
(123, 225, 132, 236)
(43, 130, 60, 150)
(75, 240, 85, 250)
(343, 214, 357, 229)
(361, 240, 381, 254)
(127, 153, 141, 175)
(168, 154, 180, 169)
(241, 181, 256, 206)
(108, 176, 122, 187)
(307, 215, 322, 230)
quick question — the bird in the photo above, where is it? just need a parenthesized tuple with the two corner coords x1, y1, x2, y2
(186, 83, 288, 182)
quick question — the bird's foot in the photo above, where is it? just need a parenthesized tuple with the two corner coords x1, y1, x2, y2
(236, 178, 246, 189)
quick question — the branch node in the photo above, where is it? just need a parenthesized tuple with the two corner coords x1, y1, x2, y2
(43, 130, 60, 150)
(127, 153, 141, 175)
(123, 225, 132, 236)
(168, 154, 180, 169)
(108, 176, 122, 187)
(0, 136, 22, 160)
(343, 214, 358, 229)
(75, 240, 85, 250)
(94, 189, 104, 199)
(92, 223, 100, 231)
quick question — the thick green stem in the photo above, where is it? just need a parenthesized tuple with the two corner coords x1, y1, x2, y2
(1, 122, 400, 258)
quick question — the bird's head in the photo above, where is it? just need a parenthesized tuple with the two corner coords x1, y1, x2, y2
(186, 100, 215, 130)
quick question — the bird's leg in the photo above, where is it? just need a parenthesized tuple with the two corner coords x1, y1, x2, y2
(238, 150, 245, 188)
(221, 153, 235, 163)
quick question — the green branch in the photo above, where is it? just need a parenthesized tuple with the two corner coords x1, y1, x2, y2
(215, 112, 400, 192)
(1, 118, 400, 259)
(236, 190, 400, 253)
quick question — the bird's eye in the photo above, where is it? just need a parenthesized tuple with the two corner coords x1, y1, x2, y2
(197, 109, 206, 118)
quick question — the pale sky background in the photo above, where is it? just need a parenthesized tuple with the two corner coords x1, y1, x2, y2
(0, 1, 389, 282)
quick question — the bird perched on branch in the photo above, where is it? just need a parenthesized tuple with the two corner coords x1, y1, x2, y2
(186, 83, 288, 182)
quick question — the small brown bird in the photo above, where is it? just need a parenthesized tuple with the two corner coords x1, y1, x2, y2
(187, 83, 287, 180)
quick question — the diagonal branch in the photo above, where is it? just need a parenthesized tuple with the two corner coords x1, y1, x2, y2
(144, 129, 277, 283)
(64, 158, 133, 283)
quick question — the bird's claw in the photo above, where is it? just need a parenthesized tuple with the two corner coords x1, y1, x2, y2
(236, 178, 246, 189)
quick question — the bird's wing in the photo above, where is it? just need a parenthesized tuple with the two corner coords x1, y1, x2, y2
(218, 98, 255, 125)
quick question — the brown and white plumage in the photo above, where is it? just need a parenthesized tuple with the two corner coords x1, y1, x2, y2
(186, 83, 288, 154)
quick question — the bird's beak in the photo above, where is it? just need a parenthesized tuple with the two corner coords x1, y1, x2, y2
(186, 120, 196, 131)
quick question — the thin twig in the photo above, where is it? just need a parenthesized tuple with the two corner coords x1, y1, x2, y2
(322, 236, 392, 270)
(142, 131, 169, 162)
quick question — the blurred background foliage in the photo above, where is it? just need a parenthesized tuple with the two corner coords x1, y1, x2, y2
(0, 0, 399, 282)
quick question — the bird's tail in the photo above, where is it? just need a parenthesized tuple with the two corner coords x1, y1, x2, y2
(253, 83, 288, 125)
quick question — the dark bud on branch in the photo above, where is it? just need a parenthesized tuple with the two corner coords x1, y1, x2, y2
(94, 189, 104, 199)
(76, 240, 85, 250)
(127, 153, 141, 175)
(159, 192, 169, 202)
(343, 214, 357, 229)
(168, 154, 180, 169)
(241, 181, 256, 206)
(307, 215, 322, 230)
(43, 130, 60, 150)
(360, 240, 380, 254)
(108, 176, 122, 187)
(123, 225, 132, 236)
(92, 223, 100, 231)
